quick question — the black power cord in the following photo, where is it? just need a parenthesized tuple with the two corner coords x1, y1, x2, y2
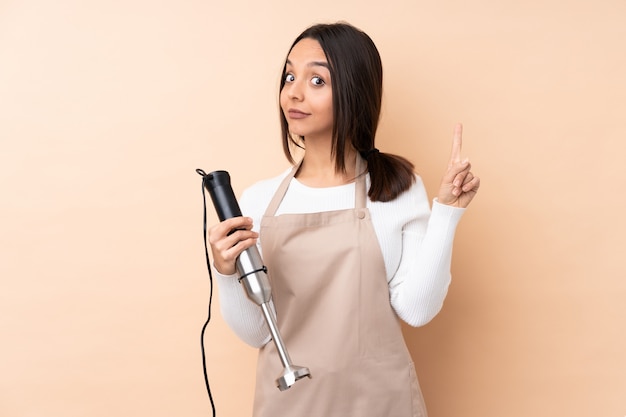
(197, 168, 217, 417)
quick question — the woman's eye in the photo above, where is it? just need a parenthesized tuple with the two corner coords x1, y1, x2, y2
(284, 73, 295, 83)
(311, 76, 325, 86)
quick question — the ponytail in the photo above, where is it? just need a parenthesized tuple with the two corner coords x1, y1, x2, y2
(360, 150, 415, 202)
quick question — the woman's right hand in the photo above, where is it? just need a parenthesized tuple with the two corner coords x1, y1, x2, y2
(208, 216, 259, 275)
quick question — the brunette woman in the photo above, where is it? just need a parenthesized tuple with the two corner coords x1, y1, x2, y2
(209, 22, 480, 417)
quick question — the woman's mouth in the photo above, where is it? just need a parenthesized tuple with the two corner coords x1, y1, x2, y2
(287, 109, 310, 119)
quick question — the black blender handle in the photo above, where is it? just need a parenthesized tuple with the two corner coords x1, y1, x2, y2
(200, 170, 242, 221)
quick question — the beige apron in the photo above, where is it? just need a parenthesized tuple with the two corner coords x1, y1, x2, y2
(253, 156, 427, 417)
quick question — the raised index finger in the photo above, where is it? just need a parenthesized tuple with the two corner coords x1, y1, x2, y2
(449, 123, 463, 164)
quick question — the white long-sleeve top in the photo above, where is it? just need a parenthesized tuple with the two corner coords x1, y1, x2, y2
(214, 168, 465, 348)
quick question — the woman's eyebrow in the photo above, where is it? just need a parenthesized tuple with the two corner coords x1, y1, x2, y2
(285, 59, 330, 69)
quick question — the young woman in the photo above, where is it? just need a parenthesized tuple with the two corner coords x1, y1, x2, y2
(208, 22, 480, 417)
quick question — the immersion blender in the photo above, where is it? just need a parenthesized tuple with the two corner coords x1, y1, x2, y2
(200, 169, 311, 391)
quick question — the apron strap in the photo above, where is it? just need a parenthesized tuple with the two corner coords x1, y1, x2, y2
(264, 161, 301, 217)
(355, 154, 367, 209)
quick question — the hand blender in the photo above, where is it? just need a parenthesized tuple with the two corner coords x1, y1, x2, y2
(200, 169, 311, 391)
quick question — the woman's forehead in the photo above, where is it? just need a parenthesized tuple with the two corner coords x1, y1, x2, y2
(286, 38, 327, 64)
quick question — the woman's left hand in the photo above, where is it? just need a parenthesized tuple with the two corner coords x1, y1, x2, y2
(437, 123, 480, 208)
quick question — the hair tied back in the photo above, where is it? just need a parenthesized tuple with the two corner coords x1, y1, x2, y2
(361, 148, 380, 160)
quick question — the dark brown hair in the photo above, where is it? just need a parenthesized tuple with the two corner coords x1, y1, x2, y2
(279, 22, 415, 202)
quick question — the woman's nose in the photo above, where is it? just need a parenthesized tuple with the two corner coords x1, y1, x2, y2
(286, 80, 304, 100)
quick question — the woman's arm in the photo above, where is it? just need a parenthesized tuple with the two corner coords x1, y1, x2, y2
(388, 124, 478, 326)
(386, 192, 465, 327)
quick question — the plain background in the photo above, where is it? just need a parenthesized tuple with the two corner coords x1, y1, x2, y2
(1, 1, 625, 416)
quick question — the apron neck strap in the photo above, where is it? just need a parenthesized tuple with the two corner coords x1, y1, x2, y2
(264, 162, 300, 217)
(355, 154, 367, 209)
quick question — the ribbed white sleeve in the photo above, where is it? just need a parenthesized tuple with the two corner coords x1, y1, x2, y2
(214, 168, 465, 347)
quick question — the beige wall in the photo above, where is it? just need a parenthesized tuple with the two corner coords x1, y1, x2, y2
(1, 1, 624, 416)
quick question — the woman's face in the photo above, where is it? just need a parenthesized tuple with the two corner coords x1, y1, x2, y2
(280, 38, 333, 142)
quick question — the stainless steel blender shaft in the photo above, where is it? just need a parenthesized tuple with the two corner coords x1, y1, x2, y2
(237, 247, 311, 391)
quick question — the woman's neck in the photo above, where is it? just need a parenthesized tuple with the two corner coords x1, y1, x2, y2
(296, 145, 357, 188)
